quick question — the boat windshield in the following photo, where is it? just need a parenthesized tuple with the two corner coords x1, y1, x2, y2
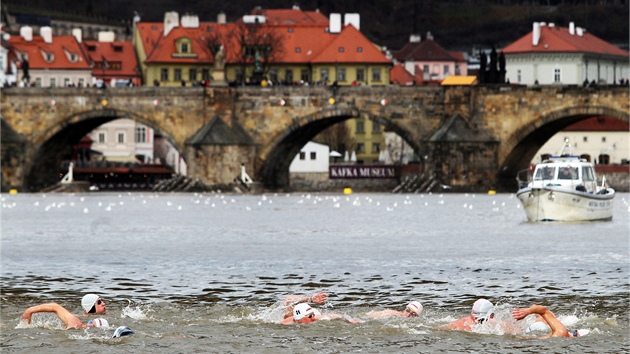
(534, 166, 556, 180)
(558, 166, 579, 180)
(582, 166, 595, 181)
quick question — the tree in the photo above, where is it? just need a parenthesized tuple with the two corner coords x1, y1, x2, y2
(314, 122, 356, 157)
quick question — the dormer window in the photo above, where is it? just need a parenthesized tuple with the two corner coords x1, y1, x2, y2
(87, 45, 97, 52)
(181, 42, 189, 53)
(40, 50, 54, 62)
(112, 45, 123, 52)
(63, 48, 78, 63)
(172, 37, 197, 58)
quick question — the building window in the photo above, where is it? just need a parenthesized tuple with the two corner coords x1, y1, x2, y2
(583, 136, 588, 142)
(202, 69, 210, 81)
(78, 78, 85, 87)
(98, 132, 106, 144)
(310, 152, 316, 160)
(160, 68, 169, 81)
(117, 132, 125, 144)
(423, 65, 429, 73)
(356, 69, 365, 82)
(189, 69, 197, 82)
(444, 65, 449, 75)
(135, 126, 147, 143)
(301, 69, 309, 83)
(357, 143, 365, 153)
(372, 68, 381, 82)
(357, 47, 363, 52)
(295, 47, 301, 53)
(338, 47, 344, 52)
(181, 43, 189, 53)
(269, 70, 278, 82)
(288, 28, 293, 33)
(455, 65, 461, 75)
(174, 69, 182, 82)
(35, 78, 42, 87)
(602, 137, 606, 143)
(64, 78, 71, 87)
(337, 68, 346, 82)
(285, 70, 293, 83)
(372, 143, 380, 153)
(356, 120, 365, 134)
(517, 69, 522, 83)
(50, 78, 56, 87)
(554, 68, 561, 83)
(372, 122, 381, 133)
(299, 151, 306, 160)
(320, 68, 329, 82)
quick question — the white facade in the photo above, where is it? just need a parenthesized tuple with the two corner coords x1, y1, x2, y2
(289, 141, 330, 173)
(88, 118, 154, 163)
(29, 68, 93, 87)
(506, 53, 627, 85)
(532, 131, 629, 165)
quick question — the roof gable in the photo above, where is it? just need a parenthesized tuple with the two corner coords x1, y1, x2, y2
(310, 25, 390, 64)
(502, 24, 629, 57)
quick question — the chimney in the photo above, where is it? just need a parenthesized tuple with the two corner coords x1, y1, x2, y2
(409, 34, 421, 43)
(569, 22, 575, 35)
(344, 13, 360, 30)
(426, 31, 434, 40)
(181, 14, 199, 28)
(329, 13, 341, 33)
(532, 22, 541, 46)
(217, 12, 226, 24)
(164, 11, 179, 37)
(20, 26, 33, 42)
(72, 28, 82, 43)
(98, 31, 115, 42)
(40, 26, 53, 43)
(292, 4, 300, 10)
(576, 27, 584, 36)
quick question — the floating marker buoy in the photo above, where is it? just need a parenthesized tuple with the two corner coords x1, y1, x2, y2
(9, 189, 18, 194)
(343, 188, 352, 195)
(488, 190, 496, 195)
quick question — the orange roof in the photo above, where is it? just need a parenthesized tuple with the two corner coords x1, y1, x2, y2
(247, 8, 329, 27)
(564, 116, 629, 132)
(8, 35, 91, 70)
(310, 25, 390, 64)
(390, 64, 415, 85)
(502, 24, 629, 58)
(136, 22, 219, 64)
(441, 76, 478, 86)
(83, 40, 140, 78)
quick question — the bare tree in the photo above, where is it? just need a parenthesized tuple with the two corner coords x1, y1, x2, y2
(314, 122, 357, 157)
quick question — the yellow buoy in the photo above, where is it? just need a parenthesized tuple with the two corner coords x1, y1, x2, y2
(488, 190, 496, 195)
(9, 189, 18, 194)
(343, 187, 352, 195)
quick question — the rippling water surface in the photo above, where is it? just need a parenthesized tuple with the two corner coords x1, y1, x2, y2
(1, 192, 629, 353)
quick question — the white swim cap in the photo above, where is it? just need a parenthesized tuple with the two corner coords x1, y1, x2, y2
(471, 299, 494, 321)
(88, 318, 109, 327)
(406, 301, 423, 316)
(573, 329, 590, 337)
(525, 321, 551, 333)
(293, 303, 315, 321)
(81, 294, 99, 312)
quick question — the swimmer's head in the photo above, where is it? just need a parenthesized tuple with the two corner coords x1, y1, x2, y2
(82, 294, 99, 313)
(405, 301, 423, 317)
(88, 318, 109, 327)
(293, 303, 315, 321)
(573, 329, 590, 337)
(471, 298, 494, 323)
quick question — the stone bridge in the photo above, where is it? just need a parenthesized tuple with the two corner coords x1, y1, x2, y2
(1, 85, 627, 193)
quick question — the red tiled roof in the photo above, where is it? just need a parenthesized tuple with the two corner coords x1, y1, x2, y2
(247, 8, 329, 27)
(390, 64, 415, 85)
(136, 23, 219, 64)
(393, 40, 462, 62)
(83, 40, 140, 78)
(564, 116, 629, 131)
(502, 24, 629, 57)
(310, 25, 390, 64)
(8, 35, 91, 70)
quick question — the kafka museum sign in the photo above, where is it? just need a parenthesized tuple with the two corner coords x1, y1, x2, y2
(329, 165, 397, 179)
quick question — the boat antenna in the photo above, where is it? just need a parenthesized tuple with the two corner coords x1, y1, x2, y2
(559, 138, 572, 156)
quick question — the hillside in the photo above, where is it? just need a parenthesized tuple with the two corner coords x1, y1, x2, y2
(4, 0, 628, 52)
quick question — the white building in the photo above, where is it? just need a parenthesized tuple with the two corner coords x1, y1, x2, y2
(531, 117, 629, 165)
(289, 141, 330, 173)
(502, 22, 629, 85)
(88, 119, 154, 163)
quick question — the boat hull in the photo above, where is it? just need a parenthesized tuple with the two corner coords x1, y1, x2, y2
(516, 187, 614, 222)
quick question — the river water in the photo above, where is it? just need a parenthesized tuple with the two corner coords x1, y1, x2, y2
(1, 192, 628, 353)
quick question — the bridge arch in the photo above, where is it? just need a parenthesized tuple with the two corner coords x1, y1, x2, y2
(496, 105, 629, 191)
(24, 108, 184, 191)
(257, 106, 425, 190)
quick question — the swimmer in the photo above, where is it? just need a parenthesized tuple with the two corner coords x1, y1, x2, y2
(279, 303, 363, 325)
(512, 304, 589, 338)
(81, 293, 107, 315)
(20, 302, 109, 330)
(437, 298, 516, 333)
(364, 301, 423, 319)
(282, 291, 328, 319)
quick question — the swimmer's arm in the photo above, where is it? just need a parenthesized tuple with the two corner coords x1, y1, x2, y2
(512, 305, 569, 338)
(21, 303, 84, 329)
(284, 292, 328, 306)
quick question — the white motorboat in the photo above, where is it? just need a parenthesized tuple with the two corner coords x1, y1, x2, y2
(516, 140, 615, 222)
